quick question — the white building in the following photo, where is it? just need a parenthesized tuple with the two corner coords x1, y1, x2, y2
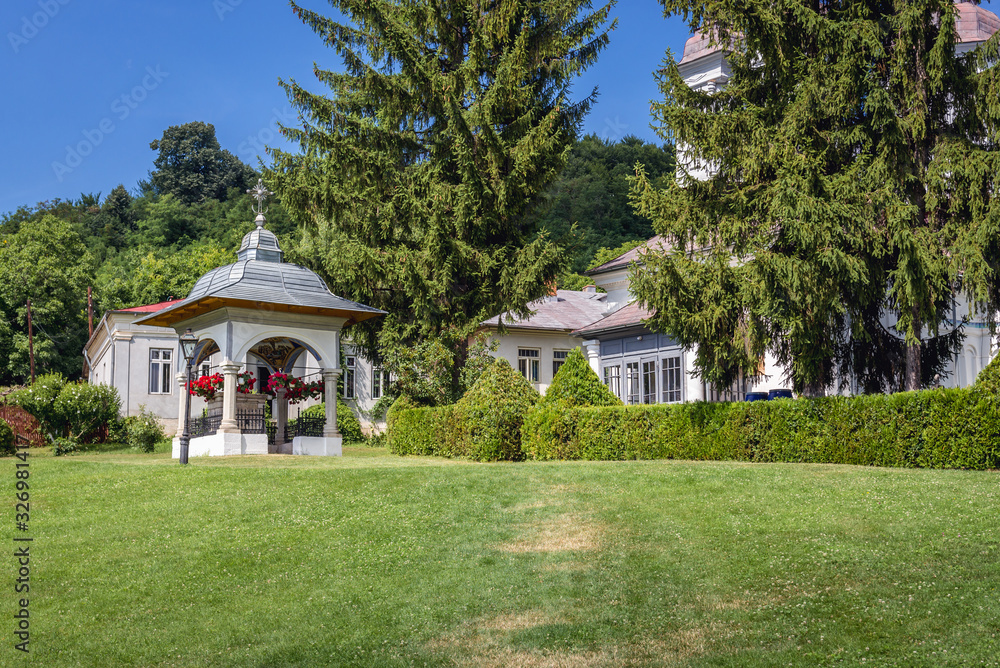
(479, 287, 609, 394)
(569, 5, 999, 403)
(86, 183, 384, 456)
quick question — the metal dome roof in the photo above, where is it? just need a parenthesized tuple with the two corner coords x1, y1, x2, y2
(134, 185, 385, 327)
(237, 214, 283, 263)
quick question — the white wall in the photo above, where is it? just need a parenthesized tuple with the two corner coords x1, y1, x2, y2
(486, 329, 584, 395)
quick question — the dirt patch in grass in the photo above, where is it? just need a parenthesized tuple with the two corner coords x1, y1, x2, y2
(428, 611, 726, 667)
(498, 513, 603, 553)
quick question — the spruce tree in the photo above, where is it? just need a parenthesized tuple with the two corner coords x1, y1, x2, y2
(267, 0, 615, 395)
(630, 0, 1000, 394)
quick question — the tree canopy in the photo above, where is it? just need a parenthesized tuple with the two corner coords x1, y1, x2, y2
(269, 0, 616, 395)
(149, 121, 258, 204)
(631, 0, 1000, 394)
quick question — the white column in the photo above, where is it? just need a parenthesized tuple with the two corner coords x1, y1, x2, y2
(218, 359, 241, 433)
(685, 345, 706, 403)
(322, 368, 341, 438)
(275, 388, 288, 446)
(582, 340, 602, 376)
(175, 371, 188, 437)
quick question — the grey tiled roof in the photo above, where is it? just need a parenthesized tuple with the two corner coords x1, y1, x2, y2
(136, 260, 385, 325)
(482, 290, 608, 332)
(572, 302, 653, 337)
(586, 236, 668, 275)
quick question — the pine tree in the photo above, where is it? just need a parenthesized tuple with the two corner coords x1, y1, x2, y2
(267, 0, 615, 394)
(630, 0, 1000, 394)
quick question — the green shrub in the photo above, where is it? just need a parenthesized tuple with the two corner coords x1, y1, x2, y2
(526, 388, 1000, 470)
(8, 373, 67, 440)
(974, 354, 1000, 394)
(55, 382, 122, 442)
(108, 415, 134, 444)
(128, 407, 164, 453)
(454, 359, 539, 461)
(523, 348, 621, 458)
(0, 418, 14, 457)
(301, 401, 364, 442)
(387, 396, 419, 454)
(9, 376, 120, 442)
(52, 437, 81, 456)
(542, 349, 621, 408)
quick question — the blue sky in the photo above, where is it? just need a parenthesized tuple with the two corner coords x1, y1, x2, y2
(1, 0, 996, 217)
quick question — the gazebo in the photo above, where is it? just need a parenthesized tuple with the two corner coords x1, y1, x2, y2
(137, 181, 384, 457)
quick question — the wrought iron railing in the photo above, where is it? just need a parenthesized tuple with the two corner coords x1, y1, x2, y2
(237, 408, 266, 434)
(285, 415, 326, 440)
(190, 409, 223, 438)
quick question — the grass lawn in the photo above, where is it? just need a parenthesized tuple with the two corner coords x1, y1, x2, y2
(3, 445, 999, 667)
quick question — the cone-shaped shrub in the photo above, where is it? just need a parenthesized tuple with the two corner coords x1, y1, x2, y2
(456, 358, 539, 461)
(539, 348, 622, 408)
(523, 348, 621, 459)
(974, 354, 1000, 394)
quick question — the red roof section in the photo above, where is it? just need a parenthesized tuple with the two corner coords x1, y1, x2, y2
(117, 299, 186, 313)
(680, 3, 998, 64)
(956, 2, 1000, 43)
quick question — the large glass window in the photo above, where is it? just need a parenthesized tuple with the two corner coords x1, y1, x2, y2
(642, 360, 657, 404)
(603, 365, 622, 399)
(148, 349, 172, 394)
(552, 350, 570, 377)
(662, 355, 682, 403)
(625, 362, 640, 405)
(518, 349, 540, 383)
(344, 356, 356, 399)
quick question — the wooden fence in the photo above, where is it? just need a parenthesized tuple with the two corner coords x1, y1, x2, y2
(0, 405, 44, 447)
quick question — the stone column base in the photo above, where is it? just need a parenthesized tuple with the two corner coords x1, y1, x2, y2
(171, 433, 268, 458)
(292, 436, 343, 457)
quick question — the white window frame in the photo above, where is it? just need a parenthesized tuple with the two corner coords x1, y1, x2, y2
(603, 364, 622, 400)
(344, 355, 356, 399)
(625, 361, 641, 405)
(372, 365, 390, 399)
(641, 358, 657, 404)
(552, 350, 570, 377)
(661, 354, 683, 403)
(149, 348, 173, 395)
(518, 348, 540, 383)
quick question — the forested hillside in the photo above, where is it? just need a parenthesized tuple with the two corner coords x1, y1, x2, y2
(0, 125, 673, 385)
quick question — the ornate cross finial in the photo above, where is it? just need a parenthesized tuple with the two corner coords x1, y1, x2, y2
(247, 179, 273, 216)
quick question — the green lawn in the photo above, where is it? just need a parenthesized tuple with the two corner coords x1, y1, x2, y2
(4, 446, 999, 666)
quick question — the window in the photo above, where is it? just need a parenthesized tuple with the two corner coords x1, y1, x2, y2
(201, 363, 211, 378)
(344, 356, 356, 399)
(625, 362, 640, 405)
(552, 350, 570, 377)
(257, 366, 269, 393)
(518, 349, 540, 383)
(148, 349, 172, 394)
(372, 366, 390, 399)
(603, 365, 622, 399)
(662, 355, 682, 403)
(642, 360, 657, 404)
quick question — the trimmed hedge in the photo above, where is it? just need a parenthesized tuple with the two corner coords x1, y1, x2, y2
(975, 353, 1000, 395)
(530, 388, 1000, 470)
(389, 359, 539, 461)
(522, 348, 621, 457)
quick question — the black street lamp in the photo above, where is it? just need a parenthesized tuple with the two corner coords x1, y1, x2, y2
(178, 328, 199, 465)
